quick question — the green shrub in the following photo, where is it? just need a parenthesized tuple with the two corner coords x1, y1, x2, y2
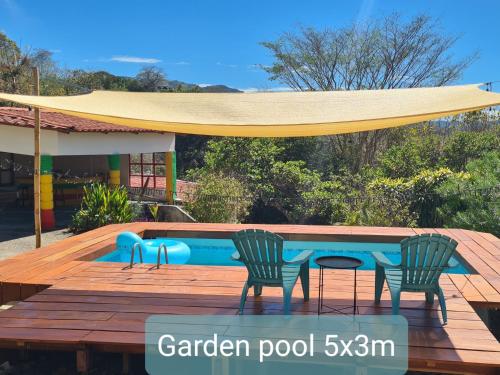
(70, 183, 135, 233)
(265, 161, 323, 223)
(409, 168, 464, 227)
(346, 177, 417, 227)
(302, 179, 354, 225)
(347, 168, 463, 227)
(377, 125, 442, 178)
(184, 172, 251, 223)
(443, 131, 499, 171)
(438, 152, 499, 235)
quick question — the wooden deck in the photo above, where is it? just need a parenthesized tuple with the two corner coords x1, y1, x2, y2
(0, 223, 499, 374)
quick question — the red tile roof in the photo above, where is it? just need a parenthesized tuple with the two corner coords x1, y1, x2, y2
(0, 107, 162, 133)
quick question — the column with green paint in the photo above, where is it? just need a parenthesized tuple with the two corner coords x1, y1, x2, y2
(165, 151, 176, 204)
(40, 154, 55, 230)
(108, 154, 121, 186)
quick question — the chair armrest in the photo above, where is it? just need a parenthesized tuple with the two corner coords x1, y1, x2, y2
(372, 252, 399, 268)
(285, 250, 314, 265)
(231, 251, 241, 262)
(447, 257, 459, 268)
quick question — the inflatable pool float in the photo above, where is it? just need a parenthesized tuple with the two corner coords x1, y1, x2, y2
(116, 231, 191, 264)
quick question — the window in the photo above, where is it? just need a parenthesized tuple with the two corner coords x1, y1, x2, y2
(129, 153, 166, 188)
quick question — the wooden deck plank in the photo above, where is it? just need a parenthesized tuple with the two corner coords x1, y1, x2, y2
(448, 274, 487, 303)
(466, 274, 500, 304)
(1, 222, 500, 372)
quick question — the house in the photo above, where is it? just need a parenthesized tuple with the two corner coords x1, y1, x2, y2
(0, 107, 178, 229)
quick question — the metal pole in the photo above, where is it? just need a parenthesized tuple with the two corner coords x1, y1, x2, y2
(32, 67, 41, 248)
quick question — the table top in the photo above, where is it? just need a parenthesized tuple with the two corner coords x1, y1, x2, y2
(315, 255, 363, 269)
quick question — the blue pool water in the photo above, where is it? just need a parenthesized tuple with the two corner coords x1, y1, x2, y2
(96, 237, 470, 274)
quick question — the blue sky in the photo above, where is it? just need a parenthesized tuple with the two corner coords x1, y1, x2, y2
(1, 0, 499, 91)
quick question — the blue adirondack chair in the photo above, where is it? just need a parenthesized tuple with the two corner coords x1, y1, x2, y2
(373, 234, 458, 323)
(231, 229, 313, 315)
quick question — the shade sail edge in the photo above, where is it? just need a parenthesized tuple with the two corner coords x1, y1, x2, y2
(0, 84, 499, 137)
(36, 104, 496, 137)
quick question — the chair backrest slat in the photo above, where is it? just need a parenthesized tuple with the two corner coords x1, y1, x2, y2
(257, 232, 270, 279)
(400, 234, 457, 289)
(232, 229, 284, 282)
(420, 237, 439, 284)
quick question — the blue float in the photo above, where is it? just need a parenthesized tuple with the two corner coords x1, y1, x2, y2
(116, 231, 191, 264)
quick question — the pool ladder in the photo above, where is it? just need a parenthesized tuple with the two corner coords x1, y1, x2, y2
(129, 243, 143, 268)
(156, 243, 169, 269)
(128, 242, 168, 269)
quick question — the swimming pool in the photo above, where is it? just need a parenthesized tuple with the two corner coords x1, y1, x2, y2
(95, 237, 470, 274)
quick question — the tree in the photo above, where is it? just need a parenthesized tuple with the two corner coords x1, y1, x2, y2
(60, 70, 133, 94)
(190, 137, 338, 223)
(131, 66, 167, 92)
(0, 32, 31, 95)
(449, 110, 500, 133)
(261, 14, 476, 172)
(176, 135, 214, 177)
(29, 49, 58, 78)
(28, 49, 68, 95)
(201, 137, 284, 196)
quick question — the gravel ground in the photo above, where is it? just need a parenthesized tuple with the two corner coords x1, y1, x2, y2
(0, 207, 74, 260)
(0, 229, 72, 261)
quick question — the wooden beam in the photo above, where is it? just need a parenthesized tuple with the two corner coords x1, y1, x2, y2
(32, 67, 41, 248)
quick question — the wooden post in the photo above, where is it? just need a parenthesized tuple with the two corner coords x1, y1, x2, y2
(76, 348, 90, 374)
(33, 67, 42, 248)
(122, 353, 130, 374)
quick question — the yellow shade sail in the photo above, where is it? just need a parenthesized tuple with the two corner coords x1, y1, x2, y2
(0, 84, 498, 137)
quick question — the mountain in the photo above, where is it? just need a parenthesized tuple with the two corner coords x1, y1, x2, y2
(57, 70, 243, 94)
(160, 80, 242, 93)
(199, 85, 241, 93)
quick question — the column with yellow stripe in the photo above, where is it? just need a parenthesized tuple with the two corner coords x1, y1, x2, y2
(40, 154, 56, 230)
(108, 154, 121, 186)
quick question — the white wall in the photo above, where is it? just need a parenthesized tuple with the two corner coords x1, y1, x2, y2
(8, 154, 133, 184)
(0, 125, 175, 156)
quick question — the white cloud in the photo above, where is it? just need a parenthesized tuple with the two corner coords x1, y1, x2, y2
(198, 83, 213, 88)
(110, 56, 161, 64)
(216, 62, 237, 68)
(240, 86, 292, 93)
(173, 61, 190, 65)
(247, 64, 269, 70)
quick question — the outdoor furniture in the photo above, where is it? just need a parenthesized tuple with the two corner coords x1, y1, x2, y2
(315, 255, 363, 315)
(231, 229, 312, 315)
(373, 233, 458, 324)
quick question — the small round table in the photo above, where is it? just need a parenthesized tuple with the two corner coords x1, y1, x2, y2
(315, 256, 364, 315)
